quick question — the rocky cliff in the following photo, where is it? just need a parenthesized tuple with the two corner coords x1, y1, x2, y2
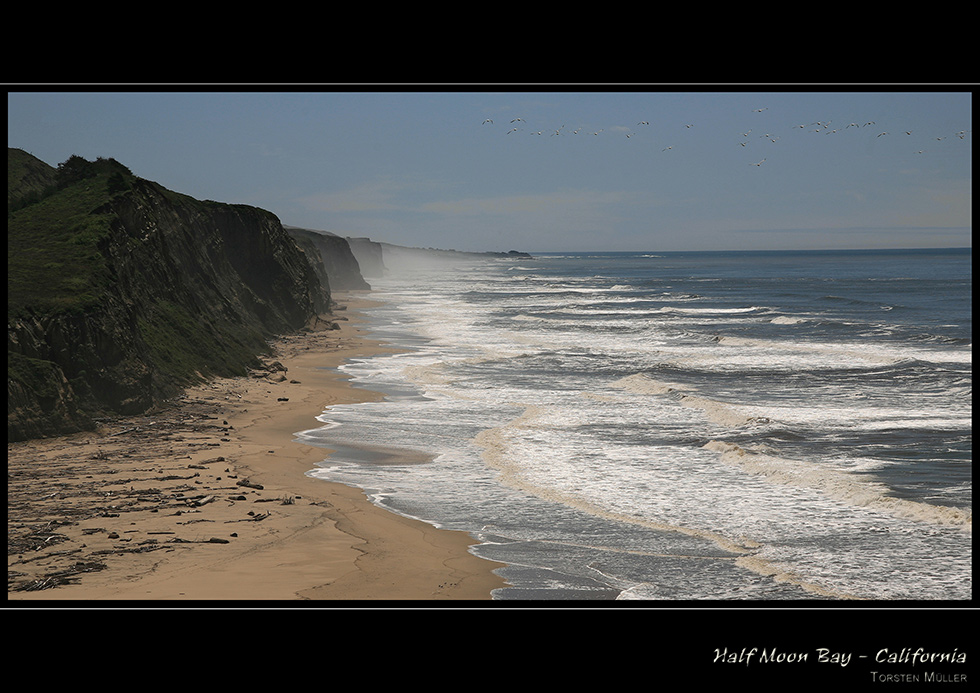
(8, 151, 363, 442)
(284, 226, 371, 290)
(346, 236, 387, 278)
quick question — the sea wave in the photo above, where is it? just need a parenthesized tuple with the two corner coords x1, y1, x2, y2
(610, 374, 770, 427)
(658, 305, 768, 315)
(702, 440, 972, 532)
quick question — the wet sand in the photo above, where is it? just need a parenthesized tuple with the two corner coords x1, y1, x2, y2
(7, 293, 508, 603)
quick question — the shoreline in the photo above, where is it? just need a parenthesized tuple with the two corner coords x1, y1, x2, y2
(7, 292, 508, 603)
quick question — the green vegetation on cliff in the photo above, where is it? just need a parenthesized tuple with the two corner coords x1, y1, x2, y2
(8, 153, 132, 316)
(7, 149, 335, 441)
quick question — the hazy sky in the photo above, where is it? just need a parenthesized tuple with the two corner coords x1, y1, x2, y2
(7, 86, 972, 253)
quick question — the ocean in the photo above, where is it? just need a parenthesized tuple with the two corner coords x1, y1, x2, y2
(297, 248, 972, 601)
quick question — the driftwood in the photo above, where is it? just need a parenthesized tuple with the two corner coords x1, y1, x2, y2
(109, 427, 140, 437)
(254, 495, 295, 505)
(13, 548, 82, 564)
(6, 378, 261, 594)
(13, 561, 108, 591)
(189, 495, 216, 507)
(224, 511, 271, 523)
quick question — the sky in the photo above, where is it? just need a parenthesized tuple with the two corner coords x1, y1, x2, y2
(7, 86, 972, 253)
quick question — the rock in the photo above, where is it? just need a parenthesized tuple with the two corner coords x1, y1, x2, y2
(7, 152, 368, 442)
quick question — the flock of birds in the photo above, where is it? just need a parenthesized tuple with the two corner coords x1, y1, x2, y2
(480, 108, 971, 167)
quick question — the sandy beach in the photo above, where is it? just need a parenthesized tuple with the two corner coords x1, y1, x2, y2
(7, 293, 508, 603)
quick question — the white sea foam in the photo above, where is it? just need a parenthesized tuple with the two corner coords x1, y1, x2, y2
(658, 305, 768, 314)
(712, 334, 971, 367)
(472, 419, 767, 557)
(307, 250, 971, 600)
(702, 440, 972, 531)
(611, 373, 693, 396)
(610, 371, 969, 437)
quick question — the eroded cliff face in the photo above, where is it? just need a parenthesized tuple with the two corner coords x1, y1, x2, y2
(105, 182, 330, 331)
(8, 175, 337, 441)
(285, 226, 371, 290)
(346, 237, 387, 278)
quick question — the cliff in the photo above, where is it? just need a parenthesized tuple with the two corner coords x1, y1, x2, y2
(284, 226, 371, 290)
(284, 230, 530, 280)
(346, 236, 387, 278)
(7, 150, 358, 442)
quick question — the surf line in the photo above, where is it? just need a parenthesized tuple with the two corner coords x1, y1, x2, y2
(703, 440, 972, 532)
(472, 407, 864, 600)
